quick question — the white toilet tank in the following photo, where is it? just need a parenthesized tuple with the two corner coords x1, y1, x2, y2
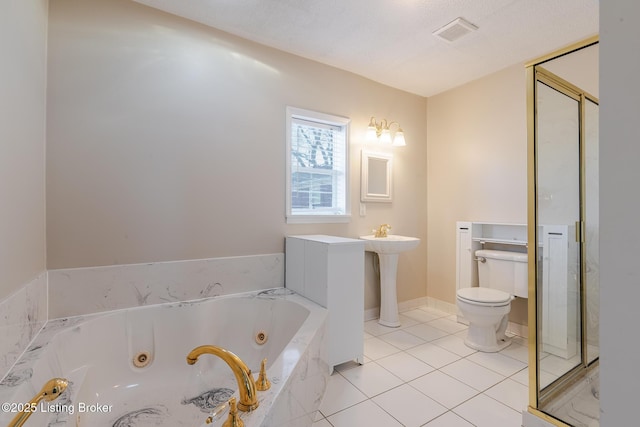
(476, 249, 528, 298)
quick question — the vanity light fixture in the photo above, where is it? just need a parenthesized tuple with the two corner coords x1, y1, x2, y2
(366, 117, 406, 146)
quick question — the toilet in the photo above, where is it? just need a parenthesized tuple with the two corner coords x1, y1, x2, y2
(456, 249, 528, 352)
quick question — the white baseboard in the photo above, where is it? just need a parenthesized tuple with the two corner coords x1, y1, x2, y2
(364, 296, 452, 322)
(364, 307, 379, 322)
(508, 322, 529, 339)
(424, 296, 458, 315)
(398, 296, 429, 313)
(365, 296, 528, 338)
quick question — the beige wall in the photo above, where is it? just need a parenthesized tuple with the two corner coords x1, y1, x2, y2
(426, 64, 528, 321)
(0, 0, 48, 300)
(46, 0, 428, 309)
(543, 43, 599, 98)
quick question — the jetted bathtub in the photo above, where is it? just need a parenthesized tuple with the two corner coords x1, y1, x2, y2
(0, 288, 328, 427)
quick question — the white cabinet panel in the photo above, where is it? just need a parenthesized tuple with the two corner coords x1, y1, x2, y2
(541, 225, 577, 359)
(285, 235, 365, 373)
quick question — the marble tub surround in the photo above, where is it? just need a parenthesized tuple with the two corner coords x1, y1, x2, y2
(0, 272, 47, 380)
(0, 289, 328, 427)
(48, 253, 284, 318)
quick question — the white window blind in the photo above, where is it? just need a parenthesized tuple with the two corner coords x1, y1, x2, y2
(286, 107, 350, 223)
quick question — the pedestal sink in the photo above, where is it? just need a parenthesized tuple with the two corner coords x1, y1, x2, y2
(360, 235, 420, 327)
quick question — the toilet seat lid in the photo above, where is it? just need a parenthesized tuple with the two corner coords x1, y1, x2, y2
(457, 287, 511, 304)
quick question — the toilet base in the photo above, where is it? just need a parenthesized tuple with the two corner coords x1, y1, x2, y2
(464, 335, 512, 352)
(463, 314, 512, 352)
(457, 296, 513, 353)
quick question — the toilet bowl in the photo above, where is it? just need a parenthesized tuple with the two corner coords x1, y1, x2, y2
(457, 287, 513, 352)
(456, 249, 527, 352)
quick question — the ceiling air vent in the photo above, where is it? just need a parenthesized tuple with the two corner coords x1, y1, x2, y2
(433, 17, 478, 42)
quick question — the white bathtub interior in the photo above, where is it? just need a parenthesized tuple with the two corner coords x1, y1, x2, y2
(0, 289, 328, 427)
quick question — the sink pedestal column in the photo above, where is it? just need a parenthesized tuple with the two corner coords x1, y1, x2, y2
(360, 234, 420, 328)
(378, 253, 401, 327)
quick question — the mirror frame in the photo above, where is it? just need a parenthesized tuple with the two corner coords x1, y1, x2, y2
(361, 150, 393, 203)
(360, 150, 393, 203)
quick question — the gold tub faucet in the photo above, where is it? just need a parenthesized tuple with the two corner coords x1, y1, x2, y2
(8, 378, 68, 427)
(373, 224, 392, 237)
(186, 345, 259, 412)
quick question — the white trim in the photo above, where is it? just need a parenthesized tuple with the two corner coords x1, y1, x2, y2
(364, 307, 379, 322)
(285, 106, 351, 223)
(287, 106, 350, 127)
(507, 322, 529, 338)
(398, 296, 430, 313)
(286, 214, 351, 224)
(424, 296, 459, 315)
(361, 150, 393, 203)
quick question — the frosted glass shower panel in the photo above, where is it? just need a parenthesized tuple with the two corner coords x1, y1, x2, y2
(536, 81, 582, 387)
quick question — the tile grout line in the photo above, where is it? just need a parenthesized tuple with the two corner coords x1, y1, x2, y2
(316, 305, 528, 426)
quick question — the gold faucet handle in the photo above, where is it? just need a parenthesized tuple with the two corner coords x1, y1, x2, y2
(256, 358, 271, 391)
(221, 397, 244, 427)
(204, 399, 230, 425)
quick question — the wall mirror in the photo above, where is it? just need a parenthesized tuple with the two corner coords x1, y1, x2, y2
(361, 150, 392, 203)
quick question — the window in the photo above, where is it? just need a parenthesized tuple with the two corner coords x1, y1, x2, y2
(286, 107, 350, 223)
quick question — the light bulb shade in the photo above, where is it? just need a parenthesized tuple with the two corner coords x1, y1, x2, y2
(380, 128, 392, 144)
(392, 130, 406, 146)
(366, 126, 378, 142)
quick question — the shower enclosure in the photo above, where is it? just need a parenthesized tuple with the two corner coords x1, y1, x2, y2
(526, 38, 599, 427)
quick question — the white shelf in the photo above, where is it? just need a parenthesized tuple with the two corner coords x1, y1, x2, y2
(457, 222, 527, 294)
(472, 237, 527, 246)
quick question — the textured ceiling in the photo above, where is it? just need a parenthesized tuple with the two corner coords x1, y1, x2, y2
(132, 0, 599, 97)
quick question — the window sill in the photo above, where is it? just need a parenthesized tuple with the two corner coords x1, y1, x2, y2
(286, 215, 351, 224)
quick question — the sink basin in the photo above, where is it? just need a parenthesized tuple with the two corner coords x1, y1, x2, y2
(360, 235, 420, 254)
(360, 234, 421, 327)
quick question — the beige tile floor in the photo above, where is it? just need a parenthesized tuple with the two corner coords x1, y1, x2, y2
(314, 305, 530, 427)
